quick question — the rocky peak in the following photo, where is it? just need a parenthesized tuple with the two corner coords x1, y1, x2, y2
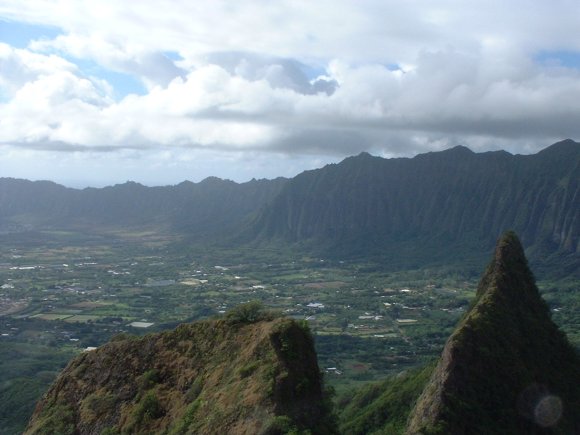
(25, 312, 336, 435)
(406, 232, 580, 434)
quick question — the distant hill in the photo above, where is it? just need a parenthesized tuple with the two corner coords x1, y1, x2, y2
(25, 308, 336, 434)
(0, 176, 287, 239)
(247, 140, 580, 275)
(1, 140, 578, 275)
(337, 232, 580, 434)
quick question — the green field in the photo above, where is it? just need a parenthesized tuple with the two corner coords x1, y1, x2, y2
(30, 313, 74, 321)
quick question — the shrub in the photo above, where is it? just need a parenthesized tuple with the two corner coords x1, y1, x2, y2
(239, 361, 259, 378)
(168, 399, 203, 435)
(185, 378, 203, 403)
(82, 392, 117, 420)
(260, 415, 310, 435)
(225, 301, 275, 324)
(129, 390, 164, 430)
(29, 404, 75, 435)
(138, 369, 160, 392)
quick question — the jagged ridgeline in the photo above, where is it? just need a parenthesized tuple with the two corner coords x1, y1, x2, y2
(338, 232, 580, 434)
(25, 307, 336, 435)
(1, 140, 578, 276)
(247, 140, 580, 273)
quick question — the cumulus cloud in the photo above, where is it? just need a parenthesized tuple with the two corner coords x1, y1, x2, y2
(0, 43, 83, 94)
(1, 0, 580, 184)
(204, 52, 337, 96)
(30, 34, 187, 88)
(3, 1, 580, 63)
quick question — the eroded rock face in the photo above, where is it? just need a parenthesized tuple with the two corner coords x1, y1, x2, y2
(251, 141, 580, 267)
(407, 232, 580, 434)
(26, 316, 335, 435)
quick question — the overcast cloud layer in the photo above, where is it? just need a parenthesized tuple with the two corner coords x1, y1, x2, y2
(1, 0, 580, 186)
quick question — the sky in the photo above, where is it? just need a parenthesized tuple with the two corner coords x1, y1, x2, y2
(1, 1, 580, 187)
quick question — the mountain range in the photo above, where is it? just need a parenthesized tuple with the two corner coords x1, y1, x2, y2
(1, 139, 578, 275)
(247, 140, 579, 273)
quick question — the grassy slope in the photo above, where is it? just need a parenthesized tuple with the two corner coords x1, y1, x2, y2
(337, 362, 434, 435)
(407, 232, 580, 434)
(25, 308, 336, 435)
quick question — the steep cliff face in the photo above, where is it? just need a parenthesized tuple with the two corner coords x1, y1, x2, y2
(25, 315, 335, 435)
(1, 141, 578, 273)
(406, 232, 580, 434)
(250, 140, 580, 267)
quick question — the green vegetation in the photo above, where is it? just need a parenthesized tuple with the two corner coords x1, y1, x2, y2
(407, 233, 580, 434)
(26, 316, 335, 434)
(261, 415, 310, 435)
(0, 377, 50, 435)
(225, 300, 277, 324)
(129, 391, 164, 430)
(338, 362, 435, 435)
(239, 361, 260, 378)
(138, 369, 161, 393)
(26, 404, 75, 435)
(0, 342, 76, 434)
(167, 398, 203, 435)
(0, 228, 577, 433)
(80, 392, 117, 423)
(184, 378, 203, 403)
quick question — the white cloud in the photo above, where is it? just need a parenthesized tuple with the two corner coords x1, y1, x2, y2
(30, 34, 186, 88)
(3, 43, 580, 156)
(3, 1, 580, 63)
(1, 1, 580, 184)
(0, 43, 81, 94)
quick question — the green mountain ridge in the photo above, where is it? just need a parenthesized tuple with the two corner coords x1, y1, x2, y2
(0, 176, 288, 240)
(248, 140, 579, 274)
(338, 363, 435, 435)
(1, 140, 578, 276)
(405, 232, 580, 434)
(25, 311, 336, 435)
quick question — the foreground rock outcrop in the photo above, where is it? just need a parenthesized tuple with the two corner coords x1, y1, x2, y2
(26, 313, 335, 434)
(407, 232, 580, 434)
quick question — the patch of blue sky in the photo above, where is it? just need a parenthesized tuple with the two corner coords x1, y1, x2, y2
(0, 20, 145, 100)
(535, 50, 580, 69)
(71, 58, 147, 100)
(301, 62, 403, 83)
(0, 88, 9, 103)
(386, 64, 402, 71)
(300, 63, 329, 80)
(0, 20, 61, 48)
(163, 51, 183, 62)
